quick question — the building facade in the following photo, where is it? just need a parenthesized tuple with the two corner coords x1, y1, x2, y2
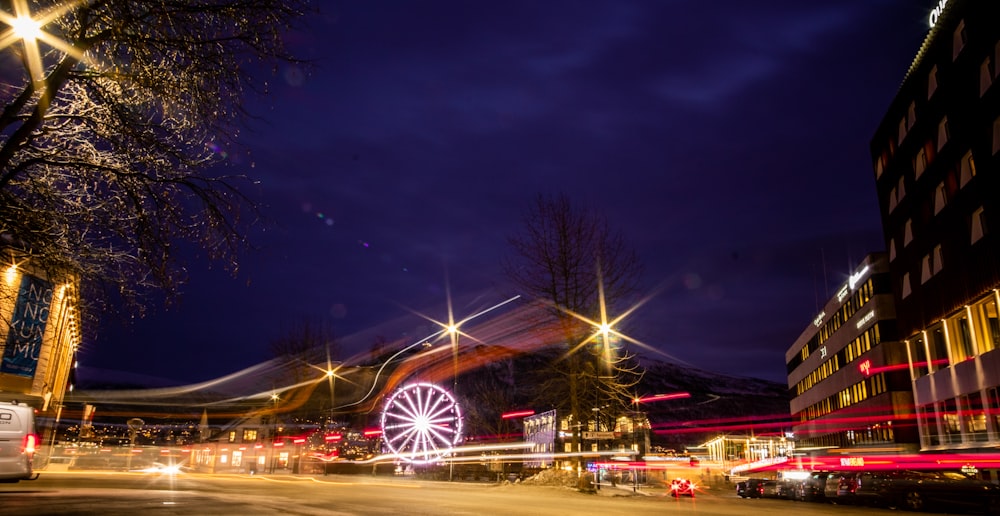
(0, 254, 79, 413)
(869, 0, 1000, 451)
(785, 253, 918, 452)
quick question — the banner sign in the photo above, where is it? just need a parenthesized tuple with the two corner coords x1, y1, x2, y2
(2, 274, 54, 378)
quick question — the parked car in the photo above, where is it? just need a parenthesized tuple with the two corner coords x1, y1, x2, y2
(795, 471, 831, 502)
(761, 479, 782, 498)
(837, 472, 861, 502)
(736, 478, 768, 498)
(670, 478, 696, 497)
(775, 478, 799, 500)
(848, 470, 1000, 513)
(824, 471, 849, 502)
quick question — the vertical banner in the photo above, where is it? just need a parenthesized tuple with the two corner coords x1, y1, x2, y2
(1, 274, 54, 378)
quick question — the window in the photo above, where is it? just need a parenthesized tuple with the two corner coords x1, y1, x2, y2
(889, 239, 896, 261)
(996, 41, 1000, 78)
(972, 206, 987, 244)
(953, 20, 967, 60)
(960, 150, 976, 187)
(947, 314, 974, 361)
(228, 430, 237, 443)
(898, 117, 908, 145)
(972, 296, 1000, 354)
(920, 255, 931, 283)
(981, 57, 994, 97)
(918, 404, 939, 446)
(897, 176, 906, 202)
(889, 186, 898, 212)
(908, 101, 917, 130)
(942, 398, 961, 444)
(928, 64, 939, 98)
(937, 117, 949, 151)
(911, 336, 928, 377)
(242, 429, 258, 442)
(993, 116, 1000, 155)
(914, 146, 929, 179)
(920, 247, 942, 284)
(962, 394, 988, 441)
(934, 182, 947, 214)
(928, 323, 949, 371)
(904, 219, 913, 246)
(902, 272, 912, 298)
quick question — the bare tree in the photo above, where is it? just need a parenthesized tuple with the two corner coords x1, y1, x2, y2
(0, 0, 311, 319)
(503, 193, 643, 470)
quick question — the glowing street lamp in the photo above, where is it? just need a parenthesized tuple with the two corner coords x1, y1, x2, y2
(0, 0, 87, 91)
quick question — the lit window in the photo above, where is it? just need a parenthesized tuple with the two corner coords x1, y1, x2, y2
(960, 150, 976, 187)
(889, 186, 898, 212)
(937, 117, 949, 151)
(932, 244, 942, 274)
(875, 155, 884, 178)
(953, 20, 967, 60)
(921, 255, 932, 284)
(902, 272, 911, 298)
(934, 182, 947, 214)
(928, 64, 939, 98)
(981, 57, 994, 97)
(971, 206, 987, 244)
(899, 118, 908, 145)
(897, 175, 906, 202)
(908, 101, 917, 131)
(889, 239, 896, 261)
(904, 219, 913, 246)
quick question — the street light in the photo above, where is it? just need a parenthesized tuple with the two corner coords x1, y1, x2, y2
(0, 0, 87, 90)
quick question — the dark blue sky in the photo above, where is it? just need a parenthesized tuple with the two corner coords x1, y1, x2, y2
(88, 0, 935, 385)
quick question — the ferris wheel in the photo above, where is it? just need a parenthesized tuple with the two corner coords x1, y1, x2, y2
(380, 382, 463, 464)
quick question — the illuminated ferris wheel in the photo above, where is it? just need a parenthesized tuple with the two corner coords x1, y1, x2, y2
(380, 382, 463, 464)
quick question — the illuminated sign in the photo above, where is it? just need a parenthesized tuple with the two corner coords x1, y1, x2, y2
(840, 456, 865, 467)
(929, 0, 948, 28)
(856, 310, 876, 330)
(820, 346, 828, 359)
(837, 285, 850, 303)
(859, 359, 872, 376)
(848, 265, 870, 290)
(813, 311, 826, 327)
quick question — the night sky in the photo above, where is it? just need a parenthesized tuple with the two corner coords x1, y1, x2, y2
(85, 0, 936, 386)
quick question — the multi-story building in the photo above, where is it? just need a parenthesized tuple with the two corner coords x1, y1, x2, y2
(786, 253, 917, 453)
(869, 0, 1000, 451)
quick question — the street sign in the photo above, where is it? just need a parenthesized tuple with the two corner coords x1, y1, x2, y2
(583, 431, 615, 440)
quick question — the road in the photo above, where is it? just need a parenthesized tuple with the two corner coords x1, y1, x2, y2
(0, 471, 960, 515)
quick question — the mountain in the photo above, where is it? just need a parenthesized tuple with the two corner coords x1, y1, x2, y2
(635, 360, 792, 449)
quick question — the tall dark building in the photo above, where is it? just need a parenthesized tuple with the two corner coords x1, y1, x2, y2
(870, 0, 1000, 451)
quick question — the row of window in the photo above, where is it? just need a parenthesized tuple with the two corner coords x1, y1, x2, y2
(797, 372, 889, 423)
(886, 145, 975, 215)
(807, 423, 896, 449)
(917, 387, 1000, 447)
(789, 277, 878, 375)
(794, 324, 881, 397)
(908, 291, 1000, 379)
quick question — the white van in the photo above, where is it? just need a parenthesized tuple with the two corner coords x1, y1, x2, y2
(0, 401, 40, 482)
